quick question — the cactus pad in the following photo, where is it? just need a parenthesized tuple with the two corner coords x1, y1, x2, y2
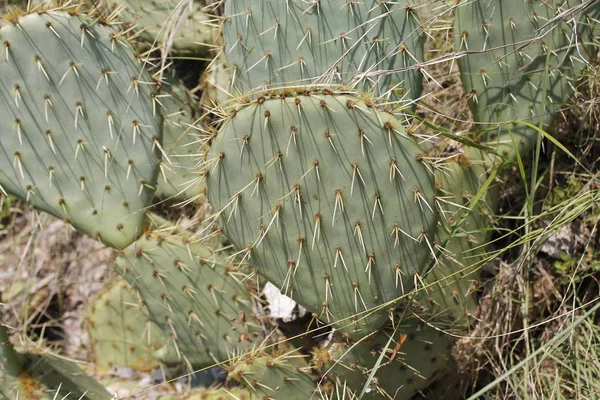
(207, 91, 437, 338)
(115, 223, 263, 366)
(418, 157, 497, 322)
(0, 10, 161, 249)
(321, 316, 453, 399)
(227, 349, 315, 400)
(154, 75, 204, 202)
(223, 0, 424, 102)
(110, 0, 215, 55)
(1, 323, 110, 399)
(88, 279, 164, 372)
(455, 0, 584, 160)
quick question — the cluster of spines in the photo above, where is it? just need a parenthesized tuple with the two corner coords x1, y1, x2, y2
(226, 347, 316, 400)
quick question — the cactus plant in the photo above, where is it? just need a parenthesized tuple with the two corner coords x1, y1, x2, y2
(454, 0, 587, 163)
(0, 1, 596, 399)
(319, 316, 454, 399)
(109, 0, 216, 56)
(154, 75, 205, 202)
(222, 0, 424, 103)
(207, 90, 438, 339)
(227, 347, 315, 400)
(114, 217, 264, 367)
(1, 317, 110, 399)
(87, 279, 165, 372)
(0, 9, 161, 249)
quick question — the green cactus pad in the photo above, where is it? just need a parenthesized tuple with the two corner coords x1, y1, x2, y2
(207, 91, 438, 338)
(115, 223, 263, 366)
(154, 75, 205, 202)
(321, 317, 453, 399)
(419, 155, 498, 322)
(227, 349, 315, 400)
(158, 388, 254, 399)
(109, 0, 215, 55)
(580, 1, 600, 56)
(200, 53, 234, 108)
(222, 0, 424, 102)
(88, 279, 164, 372)
(1, 323, 110, 400)
(455, 0, 586, 161)
(0, 10, 161, 249)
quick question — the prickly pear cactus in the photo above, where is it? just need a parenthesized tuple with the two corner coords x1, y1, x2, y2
(455, 0, 585, 161)
(0, 9, 161, 249)
(223, 0, 424, 102)
(320, 317, 454, 399)
(158, 388, 254, 399)
(115, 219, 264, 366)
(200, 52, 234, 108)
(227, 349, 315, 400)
(87, 279, 164, 372)
(1, 321, 110, 399)
(109, 0, 215, 55)
(580, 1, 600, 57)
(154, 75, 204, 202)
(207, 90, 438, 338)
(420, 154, 498, 322)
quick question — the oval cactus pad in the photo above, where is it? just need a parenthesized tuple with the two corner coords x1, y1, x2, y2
(207, 91, 438, 337)
(0, 11, 161, 248)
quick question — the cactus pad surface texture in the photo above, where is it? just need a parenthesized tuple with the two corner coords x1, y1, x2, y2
(0, 9, 161, 249)
(227, 348, 315, 400)
(207, 90, 438, 339)
(115, 219, 264, 366)
(223, 0, 424, 102)
(455, 0, 586, 160)
(109, 0, 216, 55)
(154, 75, 204, 202)
(87, 279, 164, 372)
(323, 316, 454, 399)
(1, 323, 110, 399)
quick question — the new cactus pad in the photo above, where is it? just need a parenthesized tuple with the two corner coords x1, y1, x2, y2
(0, 10, 161, 249)
(222, 0, 424, 103)
(207, 90, 438, 338)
